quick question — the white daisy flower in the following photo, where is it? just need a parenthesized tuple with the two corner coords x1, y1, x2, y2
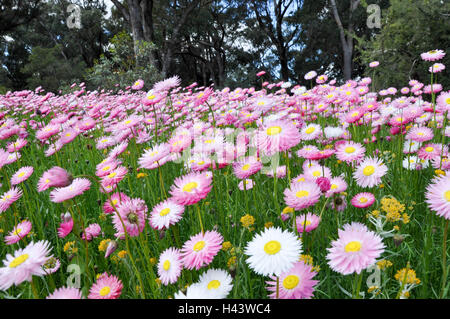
(245, 227, 302, 276)
(197, 268, 233, 299)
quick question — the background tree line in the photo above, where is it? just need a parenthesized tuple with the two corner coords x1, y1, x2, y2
(0, 0, 448, 94)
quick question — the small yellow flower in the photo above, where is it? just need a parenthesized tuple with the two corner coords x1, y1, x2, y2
(402, 213, 410, 224)
(117, 250, 127, 259)
(264, 222, 274, 229)
(137, 172, 148, 179)
(367, 286, 380, 294)
(240, 214, 255, 229)
(393, 225, 400, 231)
(371, 210, 380, 218)
(395, 268, 421, 285)
(227, 256, 237, 268)
(379, 184, 384, 189)
(222, 241, 232, 252)
(155, 278, 162, 286)
(376, 259, 393, 270)
(149, 257, 157, 265)
(299, 254, 314, 265)
(98, 239, 111, 252)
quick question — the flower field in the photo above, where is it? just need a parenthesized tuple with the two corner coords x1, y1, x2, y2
(0, 50, 449, 300)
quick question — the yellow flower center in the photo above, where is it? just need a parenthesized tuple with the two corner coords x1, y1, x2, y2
(351, 111, 359, 117)
(445, 98, 450, 105)
(193, 240, 206, 252)
(112, 199, 118, 205)
(17, 172, 25, 178)
(331, 184, 338, 190)
(183, 182, 198, 192)
(147, 95, 155, 100)
(160, 208, 170, 216)
(264, 240, 281, 255)
(297, 177, 305, 182)
(125, 120, 132, 125)
(425, 147, 434, 152)
(345, 147, 355, 154)
(267, 126, 282, 136)
(13, 228, 22, 236)
(242, 164, 250, 171)
(445, 190, 450, 202)
(107, 172, 117, 179)
(163, 260, 171, 271)
(305, 127, 315, 134)
(359, 197, 368, 203)
(102, 166, 110, 171)
(363, 165, 375, 176)
(296, 190, 309, 198)
(312, 171, 321, 177)
(99, 286, 111, 296)
(301, 220, 311, 226)
(417, 132, 424, 136)
(204, 139, 214, 144)
(345, 241, 362, 253)
(197, 161, 205, 166)
(282, 275, 299, 289)
(207, 280, 221, 290)
(9, 254, 29, 268)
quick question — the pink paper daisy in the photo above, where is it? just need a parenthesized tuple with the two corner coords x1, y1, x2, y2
(47, 286, 83, 299)
(353, 157, 388, 188)
(82, 223, 102, 241)
(266, 261, 319, 299)
(181, 230, 223, 270)
(327, 222, 385, 275)
(112, 198, 148, 239)
(253, 120, 301, 156)
(0, 187, 22, 213)
(158, 247, 183, 285)
(103, 192, 130, 215)
(11, 166, 34, 185)
(335, 141, 366, 164)
(149, 199, 185, 230)
(406, 126, 434, 143)
(5, 220, 32, 245)
(296, 212, 321, 234)
(88, 273, 123, 299)
(0, 240, 52, 290)
(283, 181, 321, 211)
(169, 172, 212, 206)
(49, 178, 91, 203)
(351, 192, 375, 208)
(232, 157, 262, 179)
(37, 166, 72, 192)
(425, 174, 450, 220)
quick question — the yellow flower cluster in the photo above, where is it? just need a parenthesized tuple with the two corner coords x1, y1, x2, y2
(227, 256, 237, 268)
(63, 241, 78, 254)
(98, 239, 111, 252)
(376, 259, 393, 270)
(395, 268, 421, 285)
(137, 172, 148, 179)
(240, 214, 255, 229)
(264, 222, 274, 229)
(299, 254, 320, 272)
(222, 241, 232, 252)
(381, 197, 406, 222)
(282, 206, 294, 215)
(117, 250, 127, 259)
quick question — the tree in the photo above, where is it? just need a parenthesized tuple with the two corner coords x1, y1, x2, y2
(358, 0, 450, 89)
(0, 0, 42, 34)
(248, 0, 301, 81)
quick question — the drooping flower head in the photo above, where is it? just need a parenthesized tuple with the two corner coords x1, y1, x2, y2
(112, 198, 148, 239)
(5, 220, 32, 245)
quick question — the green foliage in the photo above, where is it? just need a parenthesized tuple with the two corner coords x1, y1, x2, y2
(86, 32, 162, 92)
(21, 45, 86, 92)
(357, 0, 450, 89)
